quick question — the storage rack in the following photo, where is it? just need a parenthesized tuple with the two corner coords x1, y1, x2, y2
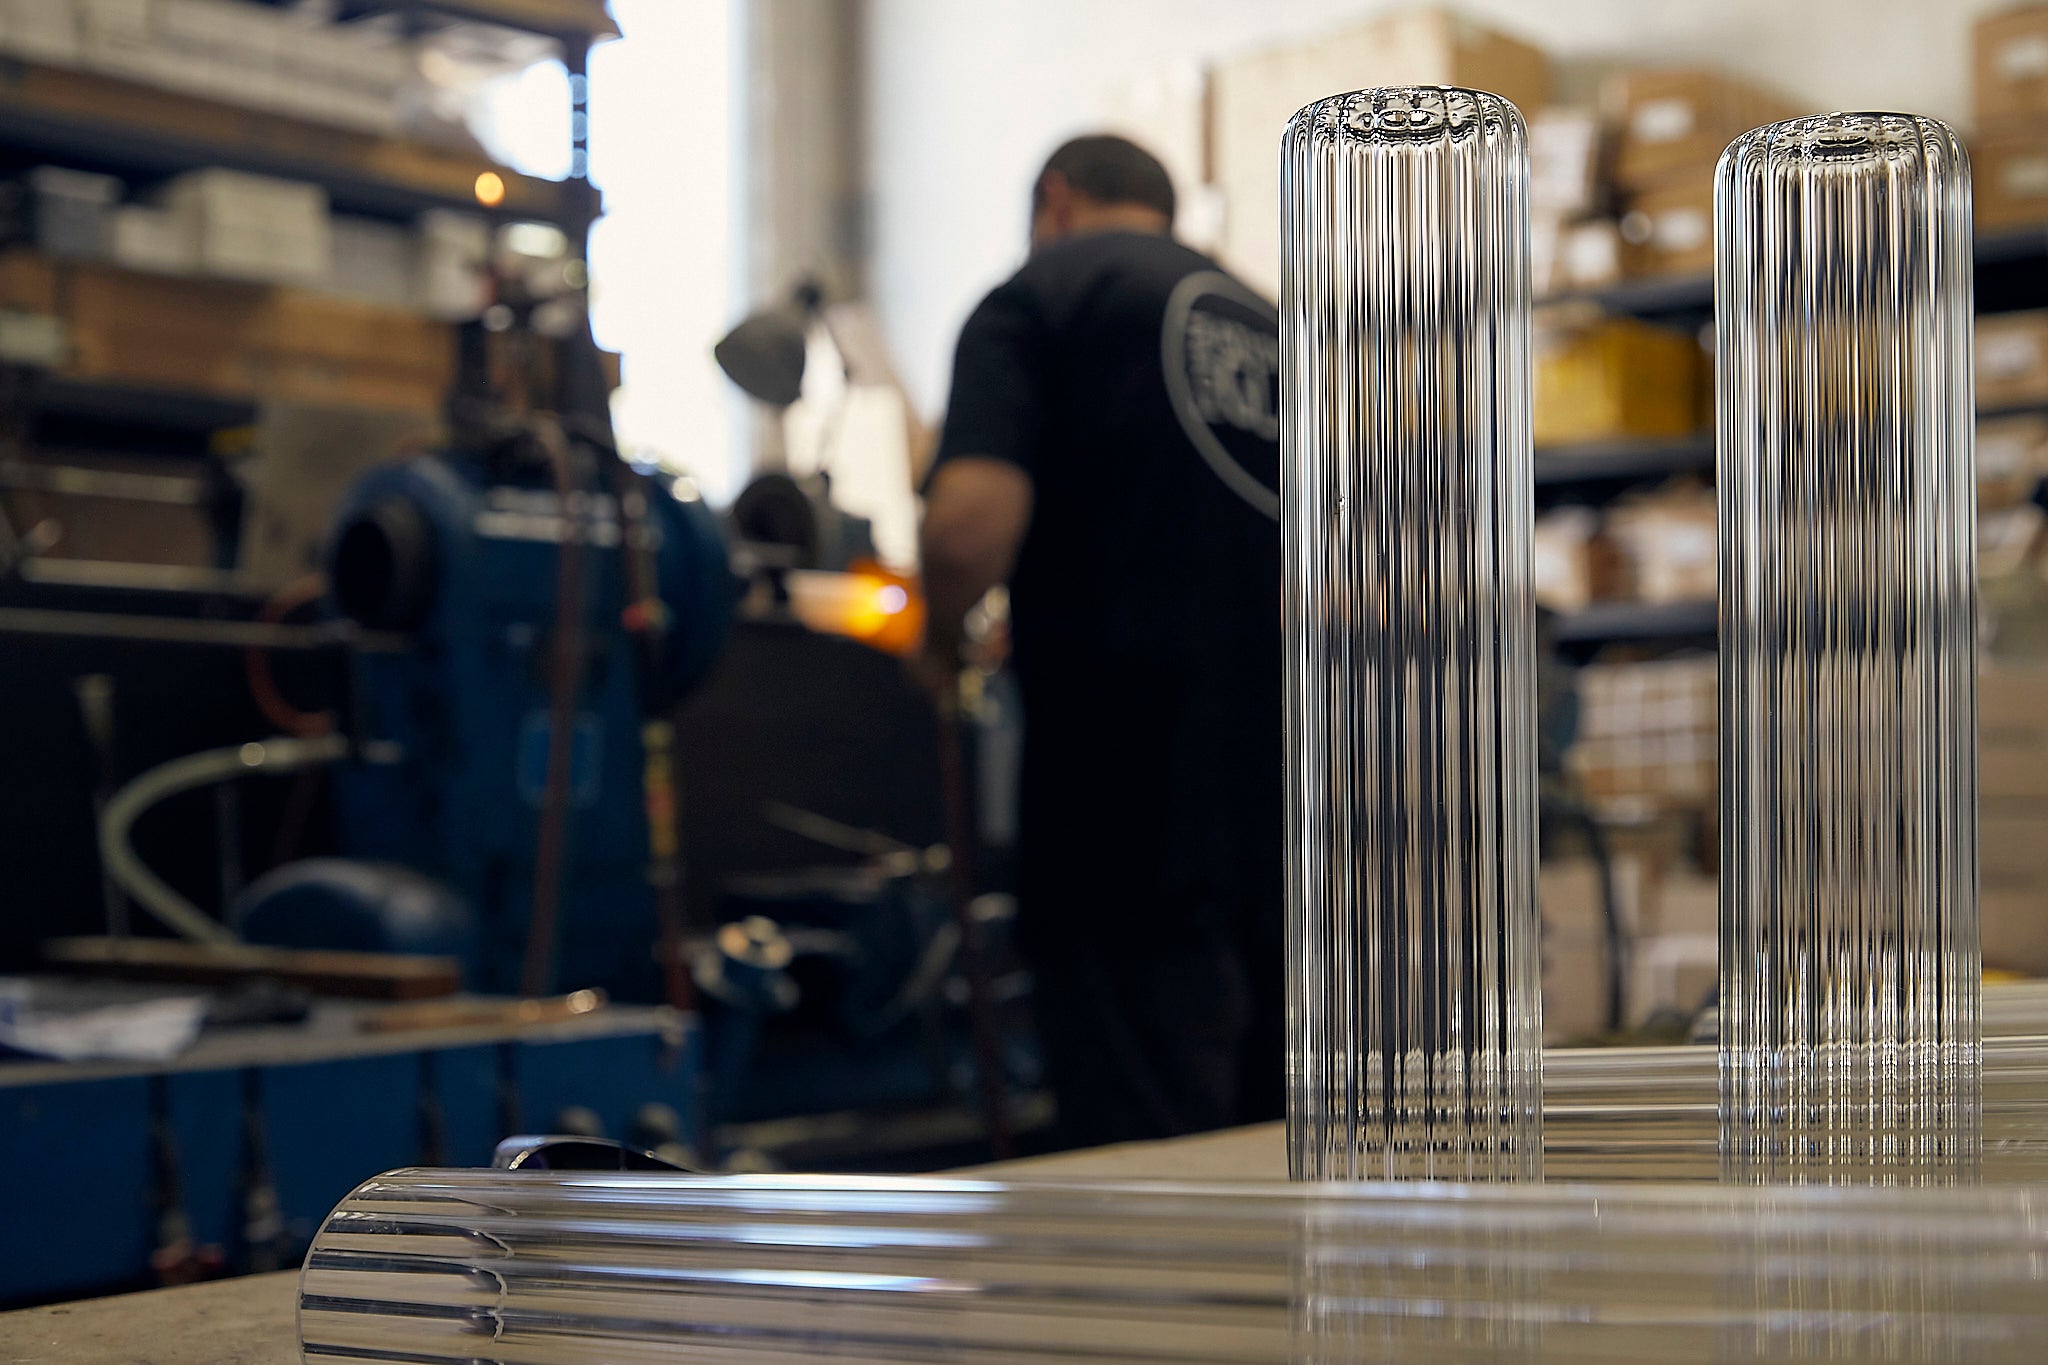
(0, 1, 614, 570)
(1536, 224, 2048, 655)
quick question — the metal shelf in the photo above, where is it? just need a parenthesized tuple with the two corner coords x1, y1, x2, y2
(1541, 227, 2048, 321)
(1553, 598, 1716, 645)
(1977, 224, 2048, 265)
(331, 0, 619, 41)
(1535, 434, 1713, 486)
(1541, 273, 1714, 319)
(0, 60, 569, 226)
(1981, 400, 2048, 423)
(32, 378, 257, 437)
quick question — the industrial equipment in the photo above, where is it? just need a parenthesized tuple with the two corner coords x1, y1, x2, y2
(233, 424, 734, 1002)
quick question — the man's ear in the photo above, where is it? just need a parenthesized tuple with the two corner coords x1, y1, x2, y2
(1037, 171, 1075, 226)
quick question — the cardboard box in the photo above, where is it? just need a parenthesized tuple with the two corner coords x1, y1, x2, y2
(1975, 123, 2048, 232)
(0, 0, 83, 66)
(1976, 6, 2048, 128)
(1983, 666, 2048, 798)
(1605, 485, 1717, 605)
(0, 247, 59, 313)
(1980, 414, 2048, 509)
(1534, 506, 1601, 612)
(1554, 218, 1624, 293)
(1628, 933, 1717, 1027)
(1619, 176, 1714, 280)
(109, 204, 197, 275)
(1534, 314, 1700, 446)
(1570, 654, 1717, 813)
(1643, 872, 1717, 940)
(1207, 7, 1551, 295)
(0, 167, 120, 261)
(1530, 107, 1604, 217)
(1605, 68, 1798, 192)
(1980, 310, 2048, 410)
(9, 252, 450, 414)
(158, 169, 332, 287)
(76, 0, 159, 85)
(1983, 791, 2048, 979)
(327, 215, 417, 309)
(417, 209, 490, 321)
(1985, 888, 2048, 976)
(1541, 859, 1611, 1044)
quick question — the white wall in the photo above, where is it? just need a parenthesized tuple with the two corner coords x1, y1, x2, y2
(866, 0, 2008, 417)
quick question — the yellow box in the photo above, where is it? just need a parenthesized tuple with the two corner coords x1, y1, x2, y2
(1534, 315, 1700, 446)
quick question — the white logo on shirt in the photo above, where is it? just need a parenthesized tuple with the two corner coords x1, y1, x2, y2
(1162, 271, 1281, 521)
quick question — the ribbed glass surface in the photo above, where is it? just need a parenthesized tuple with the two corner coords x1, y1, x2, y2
(300, 1166, 2048, 1362)
(1715, 114, 1979, 1183)
(1280, 86, 1541, 1181)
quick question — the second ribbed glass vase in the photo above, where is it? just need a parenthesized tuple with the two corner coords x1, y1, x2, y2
(1281, 87, 1542, 1181)
(1716, 114, 1980, 1183)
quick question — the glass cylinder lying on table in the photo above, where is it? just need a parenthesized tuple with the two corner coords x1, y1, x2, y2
(1715, 114, 1979, 1183)
(300, 1166, 2048, 1363)
(1280, 86, 1541, 1181)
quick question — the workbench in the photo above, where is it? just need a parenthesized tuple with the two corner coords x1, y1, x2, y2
(0, 1122, 1285, 1364)
(0, 999, 699, 1306)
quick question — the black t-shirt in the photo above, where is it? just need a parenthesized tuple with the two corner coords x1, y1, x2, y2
(931, 230, 1281, 932)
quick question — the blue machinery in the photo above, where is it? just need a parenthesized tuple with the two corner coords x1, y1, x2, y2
(241, 433, 734, 1003)
(4, 419, 739, 1306)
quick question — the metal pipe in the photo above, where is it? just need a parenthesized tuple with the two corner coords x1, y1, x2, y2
(98, 734, 349, 945)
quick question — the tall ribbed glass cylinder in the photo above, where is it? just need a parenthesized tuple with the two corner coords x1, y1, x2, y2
(1281, 87, 1542, 1181)
(1717, 114, 1979, 1183)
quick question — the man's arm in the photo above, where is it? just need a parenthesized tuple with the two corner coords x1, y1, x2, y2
(918, 456, 1033, 666)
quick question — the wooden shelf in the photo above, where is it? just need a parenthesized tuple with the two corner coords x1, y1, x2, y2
(0, 59, 570, 226)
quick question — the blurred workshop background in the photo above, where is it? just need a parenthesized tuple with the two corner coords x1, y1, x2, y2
(1, 0, 2046, 1311)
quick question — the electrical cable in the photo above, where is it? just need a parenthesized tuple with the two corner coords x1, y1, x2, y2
(520, 415, 590, 998)
(607, 457, 698, 1015)
(99, 734, 350, 946)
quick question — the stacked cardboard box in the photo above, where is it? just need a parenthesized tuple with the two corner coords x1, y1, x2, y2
(1603, 483, 1718, 604)
(1976, 7, 2048, 231)
(1207, 8, 1550, 296)
(1533, 506, 1616, 613)
(1983, 666, 2048, 975)
(1569, 654, 1717, 817)
(15, 0, 412, 137)
(0, 247, 452, 414)
(1528, 107, 1624, 295)
(1604, 68, 1798, 281)
(1980, 310, 2048, 410)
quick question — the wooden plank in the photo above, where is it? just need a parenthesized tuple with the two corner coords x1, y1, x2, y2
(42, 937, 462, 1001)
(0, 61, 564, 224)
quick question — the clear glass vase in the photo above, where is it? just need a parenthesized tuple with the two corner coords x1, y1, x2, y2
(1716, 113, 1979, 1183)
(1280, 86, 1542, 1181)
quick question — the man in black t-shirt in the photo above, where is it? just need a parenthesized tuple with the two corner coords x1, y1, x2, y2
(918, 135, 1282, 1149)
